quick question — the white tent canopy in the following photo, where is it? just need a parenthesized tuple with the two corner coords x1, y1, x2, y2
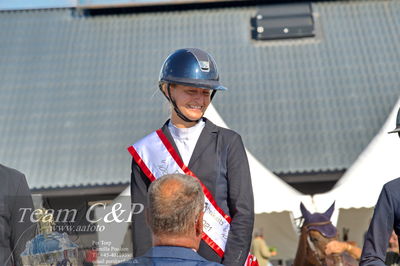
(313, 98, 400, 246)
(314, 98, 400, 211)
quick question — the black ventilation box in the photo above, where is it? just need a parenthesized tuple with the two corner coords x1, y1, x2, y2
(252, 3, 315, 41)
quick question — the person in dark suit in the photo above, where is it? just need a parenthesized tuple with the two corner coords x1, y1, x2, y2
(129, 48, 254, 265)
(0, 164, 35, 266)
(119, 173, 223, 266)
(360, 107, 400, 265)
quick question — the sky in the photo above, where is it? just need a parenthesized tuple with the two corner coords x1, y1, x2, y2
(0, 0, 76, 10)
(0, 0, 181, 10)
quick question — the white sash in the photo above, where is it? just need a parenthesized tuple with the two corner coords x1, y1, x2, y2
(128, 129, 231, 257)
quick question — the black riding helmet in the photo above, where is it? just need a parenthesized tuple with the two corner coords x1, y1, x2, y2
(388, 107, 400, 138)
(159, 48, 227, 123)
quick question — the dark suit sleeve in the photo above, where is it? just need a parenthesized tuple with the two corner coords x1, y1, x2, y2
(360, 184, 396, 266)
(130, 159, 152, 257)
(222, 134, 254, 266)
(10, 173, 35, 266)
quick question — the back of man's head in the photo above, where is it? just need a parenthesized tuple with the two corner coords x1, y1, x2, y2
(147, 173, 204, 237)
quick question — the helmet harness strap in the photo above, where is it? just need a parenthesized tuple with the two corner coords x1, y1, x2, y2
(166, 83, 200, 123)
(210, 90, 217, 100)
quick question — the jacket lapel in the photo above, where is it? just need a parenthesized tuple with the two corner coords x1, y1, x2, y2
(188, 118, 219, 168)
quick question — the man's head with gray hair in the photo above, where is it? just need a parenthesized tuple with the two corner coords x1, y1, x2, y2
(147, 173, 205, 249)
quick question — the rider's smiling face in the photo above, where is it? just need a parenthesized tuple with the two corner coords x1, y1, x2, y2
(165, 84, 211, 128)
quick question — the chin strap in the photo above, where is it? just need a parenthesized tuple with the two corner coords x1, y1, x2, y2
(160, 83, 215, 123)
(167, 83, 199, 123)
(211, 90, 217, 101)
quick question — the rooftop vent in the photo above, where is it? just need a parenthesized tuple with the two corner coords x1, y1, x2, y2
(251, 3, 315, 41)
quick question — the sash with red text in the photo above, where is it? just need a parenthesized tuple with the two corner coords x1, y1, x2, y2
(127, 129, 231, 258)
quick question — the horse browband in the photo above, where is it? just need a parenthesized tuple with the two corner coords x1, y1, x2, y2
(304, 221, 332, 228)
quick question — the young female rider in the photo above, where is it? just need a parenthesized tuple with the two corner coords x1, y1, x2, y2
(128, 48, 254, 265)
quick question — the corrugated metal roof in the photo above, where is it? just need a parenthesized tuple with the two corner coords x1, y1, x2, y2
(0, 0, 399, 189)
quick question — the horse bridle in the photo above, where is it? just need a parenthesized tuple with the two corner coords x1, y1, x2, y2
(303, 221, 336, 266)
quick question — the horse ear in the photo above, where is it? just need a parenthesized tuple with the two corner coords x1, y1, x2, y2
(324, 201, 335, 219)
(300, 202, 311, 219)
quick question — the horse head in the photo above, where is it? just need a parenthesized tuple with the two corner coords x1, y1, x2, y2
(294, 202, 340, 266)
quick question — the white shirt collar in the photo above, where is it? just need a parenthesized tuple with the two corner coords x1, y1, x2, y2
(168, 119, 205, 140)
(167, 119, 206, 166)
